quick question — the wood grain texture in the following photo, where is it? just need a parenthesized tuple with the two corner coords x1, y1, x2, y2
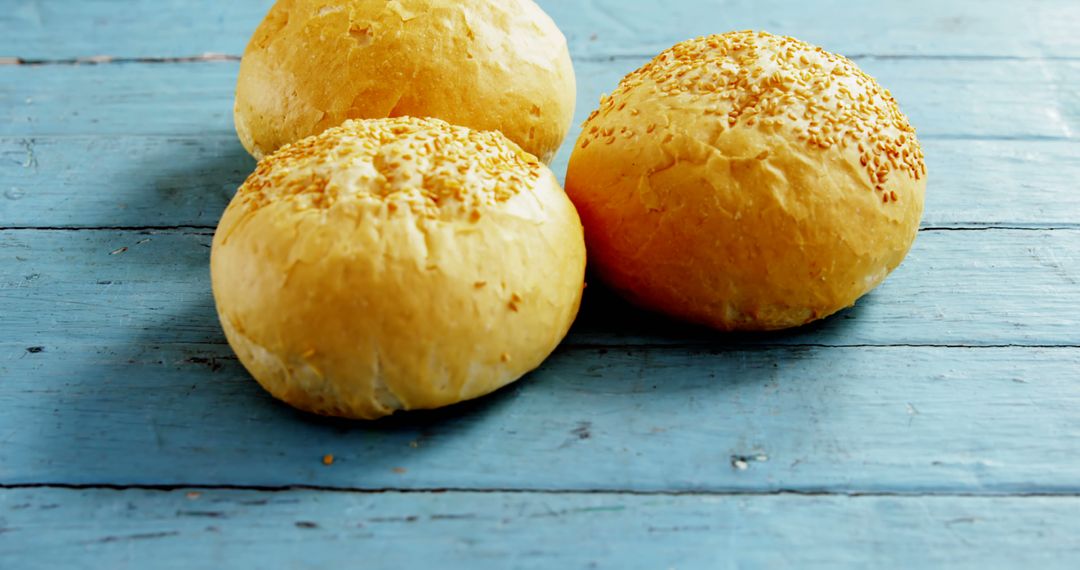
(3, 229, 1078, 348)
(3, 59, 1078, 142)
(3, 137, 1078, 230)
(3, 0, 1079, 60)
(2, 329, 1079, 490)
(3, 488, 1080, 570)
(4, 0, 1080, 565)
(0, 136, 254, 228)
(0, 57, 1077, 230)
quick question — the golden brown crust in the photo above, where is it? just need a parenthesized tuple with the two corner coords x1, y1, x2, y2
(234, 0, 576, 163)
(566, 31, 927, 331)
(212, 117, 586, 419)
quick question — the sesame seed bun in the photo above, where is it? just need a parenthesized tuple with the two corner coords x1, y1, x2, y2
(234, 0, 576, 164)
(211, 117, 586, 419)
(566, 31, 927, 331)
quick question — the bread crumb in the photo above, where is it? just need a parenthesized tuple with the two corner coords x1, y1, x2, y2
(322, 454, 334, 466)
(392, 467, 407, 474)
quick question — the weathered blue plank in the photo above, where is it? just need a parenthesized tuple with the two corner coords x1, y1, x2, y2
(3, 334, 1079, 491)
(2, 59, 1077, 142)
(3, 0, 1078, 564)
(0, 136, 254, 228)
(0, 57, 1076, 232)
(3, 229, 1077, 348)
(571, 227, 1080, 346)
(2, 137, 1077, 229)
(2, 0, 1079, 60)
(3, 488, 1080, 569)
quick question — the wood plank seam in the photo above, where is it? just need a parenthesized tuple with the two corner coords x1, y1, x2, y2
(6, 483, 1080, 498)
(4, 226, 1077, 232)
(7, 341, 1079, 350)
(0, 54, 240, 66)
(6, 54, 1080, 66)
(576, 54, 1080, 63)
(0, 226, 218, 232)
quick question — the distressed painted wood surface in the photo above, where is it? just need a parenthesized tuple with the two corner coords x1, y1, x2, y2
(4, 229, 1078, 348)
(2, 0, 1080, 567)
(0, 60, 1076, 230)
(3, 58, 1078, 141)
(4, 488, 1080, 570)
(3, 0, 1079, 59)
(2, 137, 1080, 233)
(2, 31, 1077, 232)
(3, 337, 1080, 491)
(2, 136, 1078, 230)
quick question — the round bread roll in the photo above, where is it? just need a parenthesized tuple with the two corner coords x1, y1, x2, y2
(234, 0, 576, 164)
(566, 31, 927, 331)
(211, 117, 586, 420)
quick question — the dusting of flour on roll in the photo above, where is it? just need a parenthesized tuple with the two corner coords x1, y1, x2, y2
(234, 0, 576, 164)
(212, 117, 586, 420)
(566, 31, 926, 331)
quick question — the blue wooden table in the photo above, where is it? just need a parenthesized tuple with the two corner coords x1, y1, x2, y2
(2, 1, 1079, 567)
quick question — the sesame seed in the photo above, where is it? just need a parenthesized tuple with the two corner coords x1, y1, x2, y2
(233, 117, 541, 217)
(577, 32, 923, 191)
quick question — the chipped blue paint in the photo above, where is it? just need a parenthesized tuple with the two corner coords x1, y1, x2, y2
(4, 489, 1080, 569)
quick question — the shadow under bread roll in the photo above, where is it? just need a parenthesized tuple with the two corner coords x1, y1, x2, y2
(212, 117, 586, 420)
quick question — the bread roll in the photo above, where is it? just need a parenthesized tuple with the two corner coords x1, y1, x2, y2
(566, 31, 927, 331)
(234, 0, 576, 164)
(211, 117, 586, 420)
